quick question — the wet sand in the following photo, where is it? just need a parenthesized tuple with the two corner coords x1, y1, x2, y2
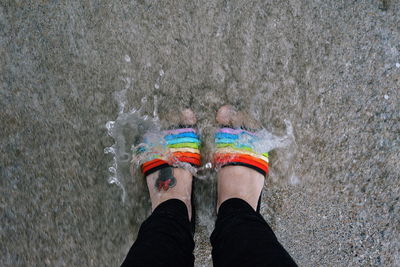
(1, 1, 399, 266)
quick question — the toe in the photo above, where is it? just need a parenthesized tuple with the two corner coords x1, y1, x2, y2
(216, 105, 261, 130)
(180, 108, 197, 126)
(216, 105, 236, 125)
(231, 111, 245, 128)
(216, 105, 247, 128)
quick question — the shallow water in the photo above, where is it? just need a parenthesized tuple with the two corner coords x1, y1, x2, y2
(1, 1, 400, 266)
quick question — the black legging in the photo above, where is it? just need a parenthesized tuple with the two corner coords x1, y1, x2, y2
(121, 198, 297, 267)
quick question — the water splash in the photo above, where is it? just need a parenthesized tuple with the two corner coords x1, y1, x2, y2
(105, 90, 207, 202)
(254, 119, 300, 185)
(252, 120, 294, 153)
(210, 119, 298, 184)
(106, 74, 298, 204)
(105, 90, 160, 202)
(254, 119, 299, 185)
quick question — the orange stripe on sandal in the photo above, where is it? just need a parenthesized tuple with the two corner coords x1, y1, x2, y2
(141, 159, 166, 168)
(214, 154, 268, 174)
(172, 152, 201, 160)
(230, 158, 268, 174)
(215, 153, 268, 167)
(141, 160, 168, 174)
(141, 159, 167, 172)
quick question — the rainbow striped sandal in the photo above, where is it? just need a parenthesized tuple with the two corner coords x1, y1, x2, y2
(213, 127, 269, 176)
(213, 126, 269, 212)
(135, 126, 200, 231)
(137, 126, 201, 179)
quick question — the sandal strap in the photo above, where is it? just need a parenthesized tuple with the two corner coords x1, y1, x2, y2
(213, 127, 269, 176)
(138, 127, 201, 176)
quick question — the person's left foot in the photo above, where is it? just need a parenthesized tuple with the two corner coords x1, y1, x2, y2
(214, 105, 265, 212)
(145, 109, 197, 220)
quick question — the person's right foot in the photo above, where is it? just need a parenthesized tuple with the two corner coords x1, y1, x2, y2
(215, 105, 265, 212)
(144, 109, 198, 220)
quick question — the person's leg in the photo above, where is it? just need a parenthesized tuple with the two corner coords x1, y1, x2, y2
(210, 106, 297, 267)
(211, 167, 296, 267)
(122, 110, 198, 267)
(122, 168, 195, 267)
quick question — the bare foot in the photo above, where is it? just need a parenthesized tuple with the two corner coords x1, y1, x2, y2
(216, 105, 265, 212)
(146, 109, 196, 220)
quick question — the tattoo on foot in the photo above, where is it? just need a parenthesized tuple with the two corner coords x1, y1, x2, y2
(155, 167, 176, 191)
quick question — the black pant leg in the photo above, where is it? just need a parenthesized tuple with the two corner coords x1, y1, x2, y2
(210, 198, 297, 267)
(121, 199, 194, 267)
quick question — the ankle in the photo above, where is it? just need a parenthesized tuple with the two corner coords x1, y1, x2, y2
(217, 166, 264, 212)
(146, 167, 193, 219)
